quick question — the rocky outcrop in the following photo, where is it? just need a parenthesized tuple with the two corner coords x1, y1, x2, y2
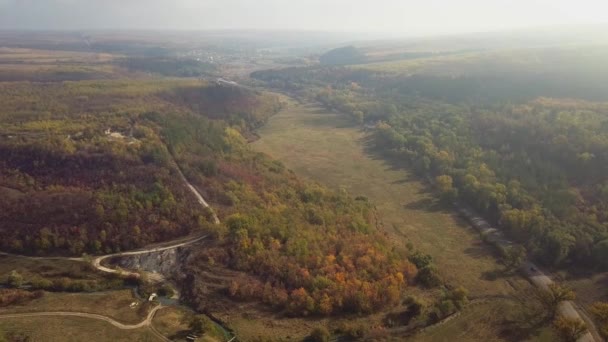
(112, 243, 199, 282)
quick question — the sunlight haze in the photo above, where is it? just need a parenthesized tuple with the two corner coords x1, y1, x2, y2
(1, 0, 607, 35)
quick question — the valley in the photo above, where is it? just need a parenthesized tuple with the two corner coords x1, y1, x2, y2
(1, 26, 608, 342)
(252, 98, 557, 341)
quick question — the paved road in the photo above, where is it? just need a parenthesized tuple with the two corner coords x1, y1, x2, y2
(460, 207, 599, 342)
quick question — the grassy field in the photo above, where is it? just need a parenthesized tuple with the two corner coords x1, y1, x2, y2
(412, 298, 557, 342)
(252, 99, 544, 339)
(0, 317, 158, 342)
(0, 290, 149, 325)
(152, 307, 224, 342)
(151, 307, 190, 341)
(0, 255, 87, 281)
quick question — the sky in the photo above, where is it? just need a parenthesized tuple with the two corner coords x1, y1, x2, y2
(1, 0, 608, 36)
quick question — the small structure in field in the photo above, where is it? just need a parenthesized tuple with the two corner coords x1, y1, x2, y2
(148, 293, 157, 301)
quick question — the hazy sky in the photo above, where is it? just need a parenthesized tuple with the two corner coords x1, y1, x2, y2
(1, 0, 608, 35)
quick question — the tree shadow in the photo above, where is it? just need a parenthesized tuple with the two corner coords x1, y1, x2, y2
(169, 330, 196, 341)
(499, 305, 552, 342)
(464, 241, 497, 260)
(403, 198, 450, 213)
(481, 268, 516, 281)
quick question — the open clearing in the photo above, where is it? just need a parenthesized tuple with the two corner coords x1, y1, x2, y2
(252, 99, 543, 339)
(0, 290, 149, 325)
(0, 316, 158, 342)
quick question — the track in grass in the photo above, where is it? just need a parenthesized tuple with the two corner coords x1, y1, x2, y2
(252, 98, 545, 340)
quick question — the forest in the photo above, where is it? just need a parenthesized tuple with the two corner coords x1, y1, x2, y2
(0, 75, 420, 318)
(252, 47, 608, 271)
(119, 57, 217, 77)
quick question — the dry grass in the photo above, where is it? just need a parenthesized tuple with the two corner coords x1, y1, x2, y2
(253, 100, 528, 296)
(565, 272, 608, 309)
(251, 99, 545, 340)
(0, 290, 148, 325)
(413, 299, 557, 342)
(0, 47, 115, 63)
(0, 48, 119, 81)
(0, 316, 157, 342)
(151, 307, 190, 339)
(0, 255, 105, 284)
(152, 307, 227, 342)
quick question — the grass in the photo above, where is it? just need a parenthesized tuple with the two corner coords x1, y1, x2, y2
(0, 255, 114, 286)
(563, 271, 608, 309)
(0, 290, 149, 325)
(0, 317, 158, 342)
(253, 100, 527, 296)
(352, 51, 483, 74)
(412, 299, 557, 342)
(152, 307, 224, 342)
(252, 99, 545, 339)
(151, 307, 190, 341)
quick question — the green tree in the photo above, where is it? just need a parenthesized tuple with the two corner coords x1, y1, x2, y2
(7, 270, 23, 288)
(590, 302, 608, 322)
(539, 284, 576, 317)
(590, 302, 608, 338)
(592, 239, 608, 268)
(553, 317, 587, 342)
(502, 245, 527, 270)
(435, 175, 457, 202)
(189, 315, 214, 335)
(416, 265, 441, 288)
(308, 327, 331, 342)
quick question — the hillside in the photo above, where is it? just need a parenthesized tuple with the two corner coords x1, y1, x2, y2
(0, 49, 423, 325)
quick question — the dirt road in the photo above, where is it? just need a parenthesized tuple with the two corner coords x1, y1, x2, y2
(172, 158, 220, 224)
(91, 234, 208, 278)
(0, 304, 170, 341)
(460, 207, 600, 342)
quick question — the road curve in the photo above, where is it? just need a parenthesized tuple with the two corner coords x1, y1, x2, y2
(0, 304, 163, 330)
(459, 207, 599, 342)
(91, 235, 208, 278)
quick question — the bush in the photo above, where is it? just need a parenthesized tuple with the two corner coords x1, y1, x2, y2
(554, 317, 587, 342)
(0, 289, 44, 307)
(416, 266, 441, 288)
(336, 322, 368, 339)
(308, 327, 331, 342)
(157, 285, 175, 298)
(189, 315, 216, 335)
(6, 270, 23, 288)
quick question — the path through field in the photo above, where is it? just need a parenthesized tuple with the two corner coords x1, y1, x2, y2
(0, 305, 169, 341)
(252, 99, 553, 340)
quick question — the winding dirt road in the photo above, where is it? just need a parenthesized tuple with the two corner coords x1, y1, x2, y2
(0, 305, 170, 341)
(0, 305, 163, 330)
(91, 234, 208, 278)
(89, 159, 219, 278)
(0, 159, 219, 341)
